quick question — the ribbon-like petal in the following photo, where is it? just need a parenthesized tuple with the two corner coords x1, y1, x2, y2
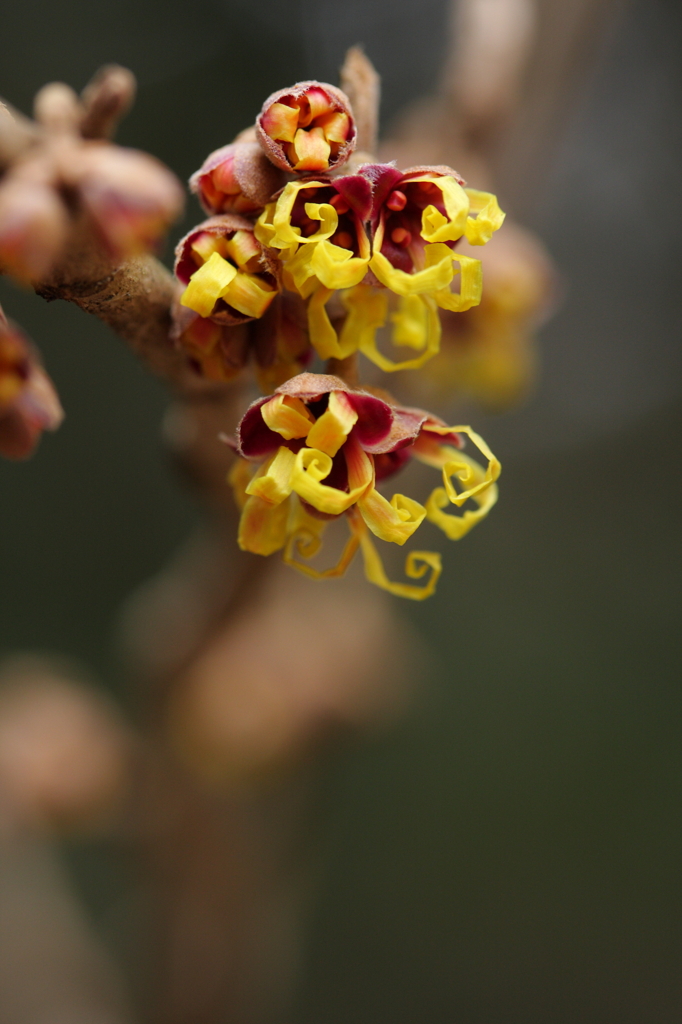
(261, 393, 314, 440)
(180, 251, 237, 318)
(290, 444, 372, 515)
(305, 389, 358, 457)
(349, 511, 442, 600)
(357, 488, 426, 545)
(237, 493, 290, 555)
(245, 445, 296, 505)
(463, 188, 506, 245)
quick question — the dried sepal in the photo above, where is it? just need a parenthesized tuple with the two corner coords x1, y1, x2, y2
(79, 64, 137, 141)
(256, 81, 357, 174)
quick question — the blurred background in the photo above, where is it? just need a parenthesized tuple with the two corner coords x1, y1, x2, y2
(0, 0, 681, 1021)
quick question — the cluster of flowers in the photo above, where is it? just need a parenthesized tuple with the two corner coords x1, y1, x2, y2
(174, 80, 505, 598)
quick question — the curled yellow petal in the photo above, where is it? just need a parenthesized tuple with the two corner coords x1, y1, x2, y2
(305, 389, 358, 457)
(291, 444, 372, 515)
(224, 229, 262, 270)
(254, 203, 278, 248)
(180, 251, 237, 318)
(433, 252, 482, 313)
(261, 393, 314, 440)
(261, 102, 299, 143)
(414, 425, 501, 506)
(357, 488, 426, 545)
(245, 445, 295, 505)
(426, 476, 499, 540)
(463, 188, 506, 245)
(359, 292, 442, 372)
(284, 514, 360, 580)
(191, 232, 228, 263)
(417, 175, 470, 243)
(237, 493, 290, 555)
(369, 244, 454, 296)
(349, 511, 441, 600)
(222, 271, 276, 319)
(307, 286, 357, 360)
(310, 239, 369, 289)
(390, 293, 432, 350)
(269, 182, 337, 250)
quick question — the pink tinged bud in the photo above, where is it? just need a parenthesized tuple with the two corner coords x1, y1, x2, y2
(0, 322, 63, 460)
(386, 189, 407, 212)
(256, 81, 357, 174)
(74, 144, 184, 258)
(0, 177, 69, 282)
(189, 141, 285, 216)
(211, 155, 240, 195)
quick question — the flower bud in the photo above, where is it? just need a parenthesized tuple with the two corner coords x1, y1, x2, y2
(72, 142, 184, 258)
(0, 316, 63, 459)
(175, 214, 278, 324)
(257, 81, 356, 174)
(0, 174, 69, 282)
(189, 140, 285, 216)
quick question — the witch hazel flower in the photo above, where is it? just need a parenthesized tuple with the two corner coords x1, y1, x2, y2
(255, 162, 505, 372)
(228, 372, 500, 600)
(172, 214, 314, 387)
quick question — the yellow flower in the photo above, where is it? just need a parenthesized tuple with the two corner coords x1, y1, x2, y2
(175, 215, 278, 323)
(228, 372, 500, 599)
(255, 164, 505, 373)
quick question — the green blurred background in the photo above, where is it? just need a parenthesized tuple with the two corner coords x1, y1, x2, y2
(1, 0, 681, 1020)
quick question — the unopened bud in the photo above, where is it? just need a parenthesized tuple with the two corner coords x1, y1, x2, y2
(0, 316, 63, 459)
(257, 81, 356, 174)
(72, 142, 184, 259)
(190, 140, 285, 216)
(0, 175, 69, 282)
